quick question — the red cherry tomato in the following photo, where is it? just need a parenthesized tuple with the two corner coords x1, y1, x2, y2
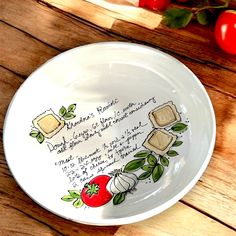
(139, 0, 170, 11)
(81, 175, 113, 207)
(214, 10, 236, 55)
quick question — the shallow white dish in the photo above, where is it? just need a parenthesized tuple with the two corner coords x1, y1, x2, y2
(3, 42, 216, 226)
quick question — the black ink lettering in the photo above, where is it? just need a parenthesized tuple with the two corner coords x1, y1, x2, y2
(96, 99, 119, 115)
(66, 113, 95, 130)
(54, 155, 74, 166)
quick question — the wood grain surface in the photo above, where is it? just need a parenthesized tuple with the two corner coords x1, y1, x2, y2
(0, 0, 236, 235)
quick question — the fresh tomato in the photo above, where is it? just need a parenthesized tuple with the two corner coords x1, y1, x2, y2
(214, 10, 236, 55)
(139, 0, 170, 11)
(81, 175, 112, 207)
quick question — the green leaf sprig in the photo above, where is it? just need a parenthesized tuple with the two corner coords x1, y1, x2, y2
(113, 192, 127, 205)
(123, 120, 188, 182)
(29, 130, 45, 144)
(163, 0, 230, 28)
(59, 104, 76, 120)
(61, 190, 84, 208)
(124, 151, 165, 182)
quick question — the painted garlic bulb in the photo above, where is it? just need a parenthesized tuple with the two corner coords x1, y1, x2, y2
(107, 170, 138, 194)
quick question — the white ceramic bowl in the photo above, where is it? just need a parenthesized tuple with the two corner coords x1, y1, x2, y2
(3, 42, 216, 225)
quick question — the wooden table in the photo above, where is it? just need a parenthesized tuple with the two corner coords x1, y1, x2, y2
(0, 0, 236, 235)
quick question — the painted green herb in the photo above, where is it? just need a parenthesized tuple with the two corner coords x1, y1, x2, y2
(171, 123, 188, 132)
(160, 156, 169, 166)
(172, 140, 183, 147)
(138, 171, 152, 180)
(147, 154, 157, 166)
(61, 190, 84, 208)
(29, 130, 45, 144)
(68, 190, 81, 198)
(68, 104, 76, 112)
(142, 164, 154, 172)
(134, 150, 150, 158)
(167, 150, 179, 157)
(73, 199, 84, 208)
(30, 103, 77, 144)
(61, 195, 75, 202)
(152, 164, 164, 182)
(59, 104, 77, 120)
(113, 192, 126, 205)
(124, 158, 146, 172)
(124, 121, 187, 183)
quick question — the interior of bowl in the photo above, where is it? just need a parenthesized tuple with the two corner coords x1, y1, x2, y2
(3, 42, 215, 225)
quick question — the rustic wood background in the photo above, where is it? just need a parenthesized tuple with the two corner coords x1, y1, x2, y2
(0, 0, 235, 235)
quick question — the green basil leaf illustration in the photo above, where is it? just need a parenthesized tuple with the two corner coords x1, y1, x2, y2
(61, 195, 75, 202)
(152, 164, 164, 182)
(138, 171, 152, 180)
(160, 156, 169, 167)
(73, 198, 84, 208)
(68, 104, 76, 112)
(36, 133, 44, 144)
(63, 112, 76, 120)
(113, 192, 126, 205)
(171, 123, 187, 132)
(124, 159, 145, 172)
(68, 190, 81, 198)
(30, 130, 39, 138)
(167, 150, 179, 157)
(172, 140, 183, 147)
(59, 106, 67, 117)
(142, 165, 153, 172)
(134, 150, 150, 158)
(147, 154, 157, 166)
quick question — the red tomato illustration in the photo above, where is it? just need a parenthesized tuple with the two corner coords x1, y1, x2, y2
(81, 175, 113, 207)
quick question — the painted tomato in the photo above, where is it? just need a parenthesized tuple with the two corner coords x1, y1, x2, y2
(214, 10, 236, 55)
(81, 175, 113, 207)
(139, 0, 170, 11)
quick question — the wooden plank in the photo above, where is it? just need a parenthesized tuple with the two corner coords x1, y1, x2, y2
(0, 67, 23, 129)
(39, 0, 116, 29)
(208, 89, 236, 157)
(0, 0, 124, 51)
(0, 22, 59, 77)
(183, 154, 236, 229)
(115, 202, 236, 236)
(0, 204, 63, 236)
(0, 189, 117, 236)
(39, 0, 236, 74)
